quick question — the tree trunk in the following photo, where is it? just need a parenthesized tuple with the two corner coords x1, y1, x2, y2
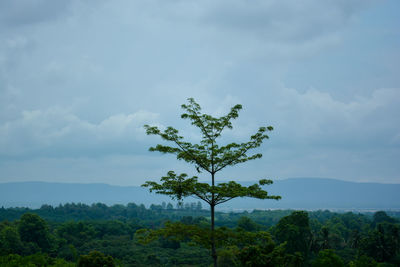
(211, 171, 217, 267)
(211, 203, 217, 267)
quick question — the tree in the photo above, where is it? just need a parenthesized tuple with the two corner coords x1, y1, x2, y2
(142, 98, 280, 266)
(57, 221, 97, 248)
(348, 255, 379, 267)
(237, 216, 259, 232)
(0, 225, 23, 255)
(311, 249, 344, 267)
(77, 251, 115, 267)
(359, 222, 400, 263)
(274, 211, 312, 257)
(18, 213, 52, 251)
(372, 211, 395, 227)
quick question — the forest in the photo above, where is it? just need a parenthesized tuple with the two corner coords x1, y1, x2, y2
(0, 202, 399, 266)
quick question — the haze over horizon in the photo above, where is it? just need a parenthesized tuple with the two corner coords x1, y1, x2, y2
(1, 0, 399, 186)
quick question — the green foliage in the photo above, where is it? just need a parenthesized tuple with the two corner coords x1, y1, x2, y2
(77, 250, 116, 267)
(372, 211, 396, 227)
(143, 171, 280, 205)
(136, 220, 270, 250)
(311, 249, 344, 267)
(143, 99, 279, 204)
(136, 220, 303, 266)
(217, 246, 241, 267)
(143, 98, 279, 265)
(0, 225, 23, 255)
(18, 213, 53, 251)
(274, 211, 312, 256)
(237, 243, 304, 267)
(0, 253, 74, 267)
(159, 235, 181, 249)
(57, 221, 97, 248)
(0, 208, 399, 266)
(237, 216, 259, 232)
(348, 255, 379, 267)
(144, 98, 273, 172)
(359, 222, 400, 263)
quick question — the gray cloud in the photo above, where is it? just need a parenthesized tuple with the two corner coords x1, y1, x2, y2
(199, 0, 371, 41)
(0, 0, 73, 28)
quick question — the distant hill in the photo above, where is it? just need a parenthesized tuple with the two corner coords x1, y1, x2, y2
(229, 178, 400, 211)
(1, 178, 399, 211)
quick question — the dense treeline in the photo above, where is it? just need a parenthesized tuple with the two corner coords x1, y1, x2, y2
(0, 201, 205, 222)
(0, 203, 399, 266)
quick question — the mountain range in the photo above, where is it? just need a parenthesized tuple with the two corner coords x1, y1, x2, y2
(1, 178, 399, 211)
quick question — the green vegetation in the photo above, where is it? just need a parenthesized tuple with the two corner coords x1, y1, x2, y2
(0, 204, 399, 266)
(143, 98, 280, 265)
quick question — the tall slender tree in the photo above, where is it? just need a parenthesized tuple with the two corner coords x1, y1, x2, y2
(143, 98, 280, 266)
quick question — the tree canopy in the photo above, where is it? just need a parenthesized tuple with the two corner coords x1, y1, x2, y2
(142, 98, 280, 266)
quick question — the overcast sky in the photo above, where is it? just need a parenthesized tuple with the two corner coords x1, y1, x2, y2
(0, 0, 399, 185)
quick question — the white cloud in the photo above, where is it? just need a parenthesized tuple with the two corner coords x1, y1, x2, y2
(0, 107, 159, 157)
(267, 86, 400, 147)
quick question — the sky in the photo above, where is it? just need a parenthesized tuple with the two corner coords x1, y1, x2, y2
(0, 0, 399, 185)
